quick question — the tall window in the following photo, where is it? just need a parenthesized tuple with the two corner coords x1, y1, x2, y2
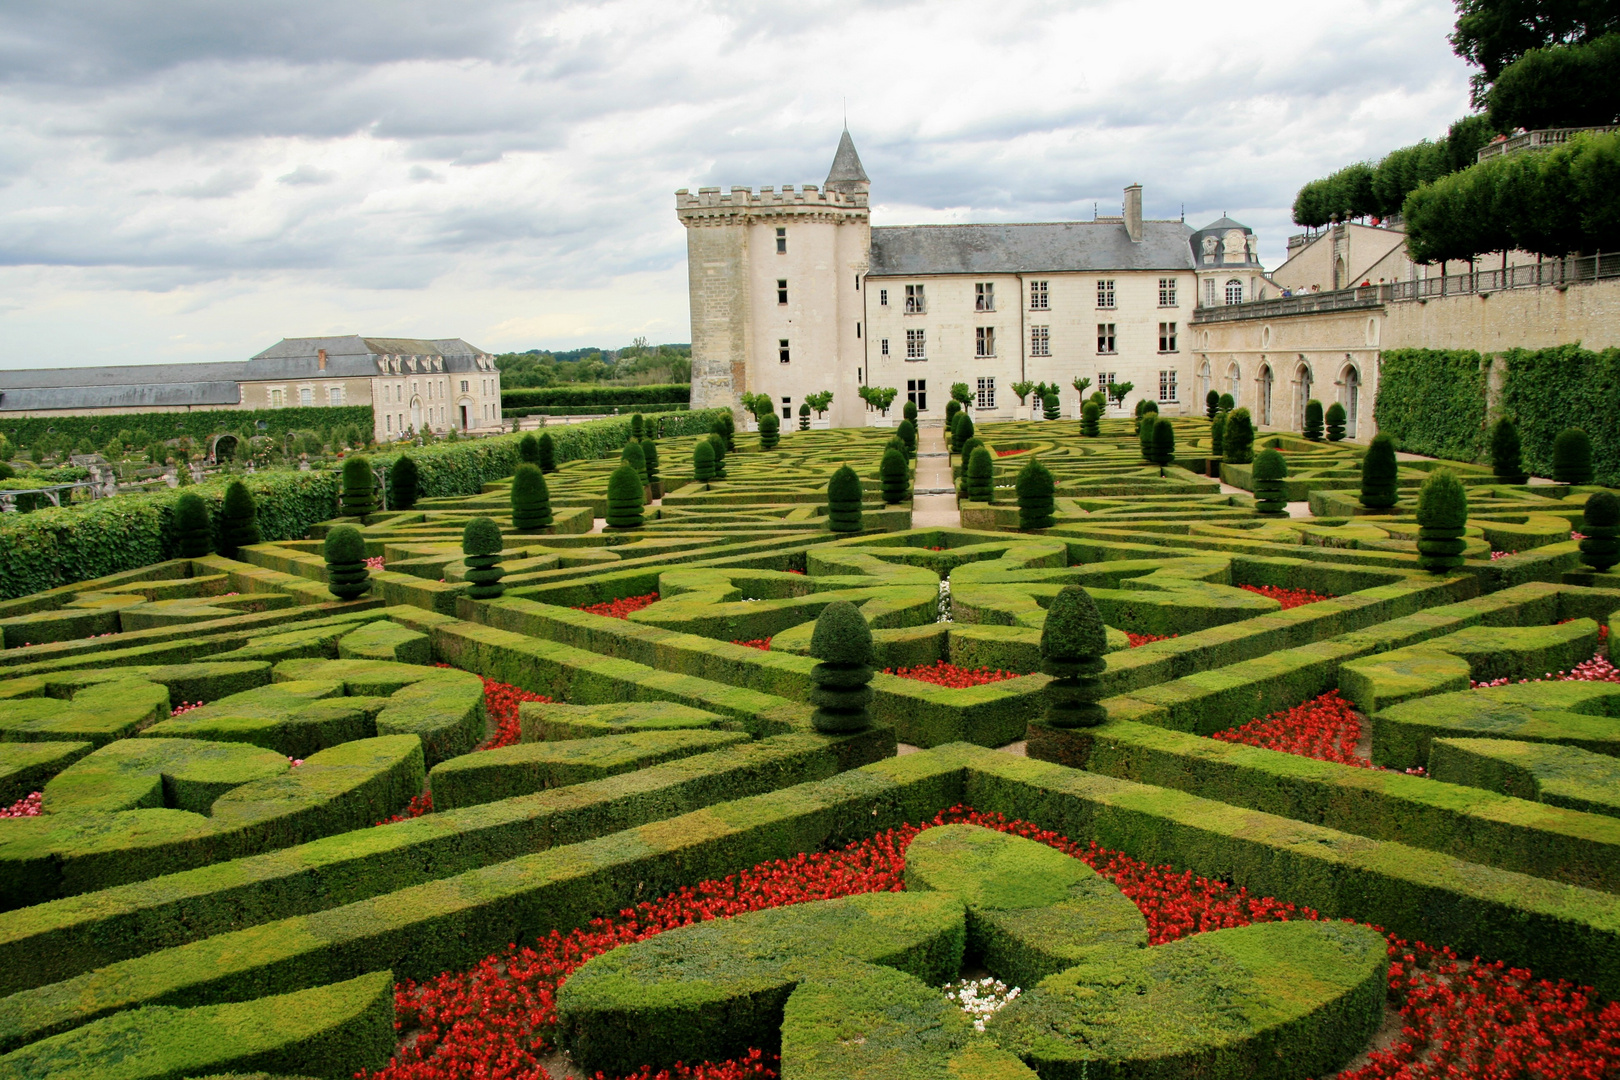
(1158, 322, 1178, 352)
(907, 379, 927, 411)
(880, 288, 888, 306)
(775, 227, 786, 254)
(460, 380, 469, 392)
(1225, 279, 1243, 305)
(1097, 279, 1116, 308)
(778, 339, 791, 364)
(299, 387, 313, 407)
(1029, 280, 1049, 310)
(270, 388, 284, 408)
(906, 329, 926, 359)
(781, 396, 792, 420)
(975, 282, 995, 311)
(1097, 371, 1115, 398)
(905, 284, 926, 313)
(1159, 369, 1178, 402)
(777, 279, 788, 305)
(1097, 323, 1116, 353)
(1204, 279, 1217, 307)
(1158, 278, 1177, 306)
(881, 338, 890, 356)
(976, 327, 995, 357)
(976, 377, 996, 410)
(328, 386, 343, 406)
(1030, 326, 1050, 357)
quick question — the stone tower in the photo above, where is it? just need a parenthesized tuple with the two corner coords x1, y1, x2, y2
(676, 133, 872, 425)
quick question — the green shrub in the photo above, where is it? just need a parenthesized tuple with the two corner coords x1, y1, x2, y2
(1360, 433, 1399, 509)
(340, 455, 375, 518)
(1042, 393, 1060, 420)
(944, 399, 962, 430)
(605, 465, 645, 530)
(953, 412, 975, 453)
(1150, 416, 1176, 470)
(1080, 401, 1100, 437)
(0, 406, 372, 456)
(693, 439, 716, 484)
(1325, 402, 1347, 442)
(1137, 413, 1157, 461)
(630, 413, 645, 440)
(808, 600, 875, 732)
(1579, 490, 1620, 572)
(1490, 417, 1528, 483)
(1416, 468, 1469, 572)
(712, 412, 735, 452)
(518, 433, 540, 465)
(1224, 408, 1255, 464)
(621, 440, 648, 486)
(388, 455, 419, 510)
(462, 517, 507, 599)
(1253, 448, 1289, 515)
(1500, 344, 1619, 485)
(1218, 392, 1235, 413)
(798, 403, 810, 431)
(324, 525, 369, 601)
(957, 437, 983, 473)
(499, 384, 689, 410)
(640, 438, 660, 487)
(827, 466, 863, 533)
(966, 447, 995, 503)
(511, 464, 552, 532)
(1373, 349, 1487, 461)
(1206, 389, 1220, 419)
(879, 448, 909, 505)
(219, 481, 261, 558)
(173, 493, 212, 558)
(1210, 412, 1227, 457)
(537, 432, 557, 473)
(1040, 585, 1107, 727)
(1553, 427, 1594, 485)
(903, 399, 918, 423)
(896, 418, 917, 459)
(759, 411, 780, 450)
(1016, 458, 1055, 530)
(1304, 399, 1324, 441)
(705, 432, 727, 478)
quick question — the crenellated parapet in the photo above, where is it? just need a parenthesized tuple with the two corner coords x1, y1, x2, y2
(675, 183, 869, 227)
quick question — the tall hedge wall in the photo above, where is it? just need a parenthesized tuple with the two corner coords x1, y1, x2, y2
(500, 384, 690, 410)
(504, 405, 691, 420)
(1500, 344, 1620, 486)
(1373, 349, 1488, 461)
(0, 406, 374, 449)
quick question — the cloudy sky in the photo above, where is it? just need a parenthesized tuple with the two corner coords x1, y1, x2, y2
(0, 0, 1474, 369)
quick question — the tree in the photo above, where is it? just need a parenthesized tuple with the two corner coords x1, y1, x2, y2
(693, 439, 716, 484)
(1325, 403, 1348, 442)
(966, 446, 995, 502)
(173, 493, 212, 558)
(1016, 458, 1055, 530)
(827, 465, 863, 532)
(605, 464, 645, 529)
(630, 413, 645, 439)
(621, 440, 648, 488)
(324, 524, 369, 601)
(1360, 433, 1400, 508)
(538, 433, 557, 473)
(1081, 401, 1101, 437)
(1011, 380, 1036, 406)
(1150, 415, 1176, 474)
(1138, 412, 1159, 461)
(1303, 399, 1325, 441)
(1553, 426, 1594, 483)
(1042, 393, 1060, 421)
(759, 411, 780, 450)
(512, 464, 552, 531)
(808, 600, 875, 732)
(1206, 389, 1220, 419)
(1218, 392, 1235, 413)
(1416, 469, 1469, 572)
(462, 517, 507, 599)
(220, 481, 260, 557)
(874, 386, 898, 417)
(902, 399, 917, 423)
(1107, 380, 1134, 411)
(519, 433, 540, 465)
(1040, 585, 1108, 728)
(711, 413, 735, 451)
(1490, 417, 1528, 483)
(952, 412, 975, 455)
(1578, 489, 1620, 571)
(641, 438, 660, 488)
(1253, 448, 1289, 515)
(1210, 412, 1227, 457)
(896, 418, 917, 459)
(944, 399, 962, 428)
(958, 437, 984, 474)
(806, 391, 834, 418)
(341, 455, 375, 517)
(880, 447, 910, 504)
(739, 393, 772, 420)
(389, 455, 420, 510)
(1072, 376, 1093, 403)
(1224, 408, 1255, 465)
(1487, 33, 1620, 131)
(1451, 0, 1620, 107)
(705, 432, 727, 478)
(798, 402, 811, 431)
(950, 382, 973, 407)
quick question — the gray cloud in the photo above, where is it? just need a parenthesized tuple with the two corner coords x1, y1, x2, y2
(278, 164, 336, 185)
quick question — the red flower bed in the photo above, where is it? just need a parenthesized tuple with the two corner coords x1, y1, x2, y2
(1211, 690, 1366, 767)
(1126, 632, 1176, 648)
(364, 806, 1620, 1080)
(575, 593, 661, 620)
(375, 792, 435, 826)
(0, 792, 41, 818)
(994, 449, 1026, 457)
(1239, 584, 1335, 609)
(731, 639, 772, 651)
(881, 661, 1019, 687)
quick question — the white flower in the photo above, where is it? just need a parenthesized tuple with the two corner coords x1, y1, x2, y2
(942, 977, 1019, 1031)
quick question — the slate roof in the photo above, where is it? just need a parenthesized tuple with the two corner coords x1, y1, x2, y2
(868, 220, 1196, 277)
(825, 131, 869, 187)
(0, 362, 248, 412)
(243, 336, 490, 380)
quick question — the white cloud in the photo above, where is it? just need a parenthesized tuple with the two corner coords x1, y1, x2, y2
(278, 164, 336, 185)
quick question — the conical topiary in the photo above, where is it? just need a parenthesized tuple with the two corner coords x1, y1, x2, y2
(1303, 399, 1324, 441)
(1325, 402, 1347, 442)
(538, 432, 557, 473)
(1042, 393, 1060, 421)
(605, 464, 645, 529)
(1490, 417, 1528, 484)
(389, 454, 420, 510)
(880, 447, 910, 504)
(1224, 408, 1254, 465)
(966, 446, 994, 502)
(828, 465, 863, 533)
(796, 402, 809, 430)
(1206, 389, 1220, 419)
(630, 414, 644, 440)
(1016, 458, 1055, 530)
(519, 433, 540, 466)
(219, 480, 260, 558)
(1253, 448, 1289, 515)
(173, 492, 212, 558)
(1210, 412, 1227, 457)
(706, 433, 727, 479)
(1416, 468, 1468, 573)
(903, 399, 918, 424)
(693, 438, 716, 484)
(1579, 490, 1620, 572)
(958, 437, 984, 477)
(712, 413, 735, 451)
(1150, 414, 1176, 473)
(1080, 400, 1100, 437)
(808, 599, 875, 733)
(1040, 585, 1108, 728)
(341, 455, 375, 517)
(945, 399, 962, 431)
(461, 516, 506, 599)
(621, 440, 648, 487)
(511, 463, 552, 531)
(640, 438, 660, 488)
(1360, 434, 1399, 509)
(1553, 427, 1593, 485)
(324, 524, 369, 600)
(954, 412, 975, 455)
(1138, 412, 1158, 461)
(896, 418, 917, 459)
(1218, 392, 1235, 413)
(759, 411, 780, 450)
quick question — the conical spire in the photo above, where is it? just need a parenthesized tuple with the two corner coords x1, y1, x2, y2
(825, 130, 869, 193)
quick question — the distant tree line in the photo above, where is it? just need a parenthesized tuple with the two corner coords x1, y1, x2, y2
(496, 337, 692, 389)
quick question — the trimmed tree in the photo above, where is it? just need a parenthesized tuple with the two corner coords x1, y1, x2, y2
(944, 399, 962, 430)
(896, 418, 917, 459)
(219, 481, 260, 558)
(693, 438, 716, 484)
(173, 493, 212, 558)
(1325, 402, 1347, 442)
(1490, 417, 1528, 484)
(880, 447, 910, 504)
(903, 399, 918, 423)
(1016, 458, 1055, 530)
(966, 446, 995, 502)
(630, 414, 644, 440)
(1253, 448, 1289, 515)
(1150, 415, 1176, 473)
(828, 465, 863, 532)
(1224, 408, 1255, 465)
(1210, 412, 1227, 457)
(958, 437, 984, 475)
(341, 455, 375, 517)
(511, 463, 552, 531)
(605, 464, 645, 530)
(759, 411, 780, 450)
(461, 517, 506, 600)
(621, 440, 648, 487)
(324, 524, 369, 601)
(1138, 413, 1158, 461)
(799, 402, 811, 431)
(1218, 392, 1235, 413)
(519, 433, 540, 465)
(1042, 393, 1060, 421)
(953, 412, 975, 454)
(1553, 427, 1594, 485)
(1360, 434, 1399, 509)
(1578, 490, 1620, 573)
(1080, 400, 1101, 437)
(537, 432, 557, 474)
(640, 438, 660, 488)
(1303, 399, 1324, 441)
(808, 599, 875, 733)
(706, 432, 727, 478)
(711, 413, 735, 451)
(389, 455, 420, 510)
(1040, 585, 1108, 728)
(1205, 389, 1220, 419)
(1416, 468, 1469, 573)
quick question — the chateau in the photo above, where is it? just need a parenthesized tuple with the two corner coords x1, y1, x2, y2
(677, 132, 1273, 427)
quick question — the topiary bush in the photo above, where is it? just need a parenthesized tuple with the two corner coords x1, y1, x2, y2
(518, 433, 540, 466)
(1016, 458, 1055, 530)
(621, 440, 648, 487)
(798, 402, 810, 431)
(1579, 490, 1620, 572)
(1080, 401, 1100, 437)
(461, 516, 506, 599)
(640, 438, 660, 488)
(1360, 434, 1399, 509)
(1138, 414, 1158, 462)
(1253, 448, 1289, 515)
(759, 411, 780, 450)
(1416, 468, 1469, 573)
(693, 439, 716, 484)
(827, 465, 863, 533)
(388, 455, 419, 510)
(630, 414, 644, 441)
(511, 464, 552, 532)
(958, 437, 983, 474)
(1218, 392, 1235, 413)
(903, 399, 918, 424)
(1210, 412, 1227, 457)
(808, 600, 875, 732)
(879, 447, 910, 505)
(605, 464, 645, 530)
(173, 493, 212, 558)
(944, 399, 962, 431)
(1150, 415, 1176, 473)
(340, 455, 374, 518)
(1223, 408, 1255, 465)
(966, 446, 994, 503)
(1553, 427, 1594, 485)
(896, 418, 917, 459)
(1303, 399, 1324, 441)
(711, 413, 735, 452)
(1491, 417, 1528, 484)
(219, 481, 260, 558)
(537, 432, 557, 474)
(1206, 389, 1220, 419)
(705, 433, 727, 479)
(1040, 585, 1107, 728)
(1042, 394, 1060, 421)
(324, 524, 369, 601)
(953, 412, 975, 455)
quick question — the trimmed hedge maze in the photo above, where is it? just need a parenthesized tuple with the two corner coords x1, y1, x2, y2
(0, 417, 1616, 1079)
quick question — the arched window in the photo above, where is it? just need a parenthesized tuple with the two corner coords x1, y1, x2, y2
(1226, 362, 1241, 404)
(1342, 363, 1362, 438)
(1294, 361, 1313, 431)
(1198, 360, 1212, 404)
(1259, 364, 1274, 426)
(1224, 279, 1244, 305)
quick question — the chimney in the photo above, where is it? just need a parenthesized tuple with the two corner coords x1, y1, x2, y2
(1123, 184, 1143, 243)
(317, 348, 327, 371)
